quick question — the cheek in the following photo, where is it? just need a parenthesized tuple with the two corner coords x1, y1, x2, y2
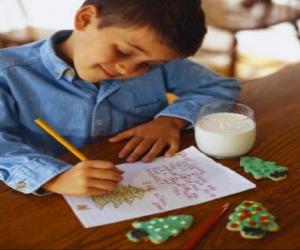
(89, 43, 119, 64)
(97, 53, 117, 64)
(76, 43, 115, 65)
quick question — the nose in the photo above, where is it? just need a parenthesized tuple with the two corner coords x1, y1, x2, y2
(115, 64, 127, 75)
(115, 60, 139, 75)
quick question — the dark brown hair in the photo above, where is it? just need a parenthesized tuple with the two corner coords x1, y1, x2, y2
(82, 0, 207, 57)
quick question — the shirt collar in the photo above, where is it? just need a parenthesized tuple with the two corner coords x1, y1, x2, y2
(40, 30, 74, 81)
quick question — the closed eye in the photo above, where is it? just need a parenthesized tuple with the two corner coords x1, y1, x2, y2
(116, 48, 133, 58)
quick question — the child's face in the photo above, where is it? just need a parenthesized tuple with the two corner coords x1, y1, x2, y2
(64, 6, 181, 83)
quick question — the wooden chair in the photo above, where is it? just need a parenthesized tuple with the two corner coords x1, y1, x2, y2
(0, 31, 35, 48)
(202, 0, 300, 76)
(0, 0, 35, 48)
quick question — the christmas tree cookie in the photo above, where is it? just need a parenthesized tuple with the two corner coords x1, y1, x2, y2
(240, 156, 288, 181)
(226, 201, 279, 239)
(127, 215, 193, 244)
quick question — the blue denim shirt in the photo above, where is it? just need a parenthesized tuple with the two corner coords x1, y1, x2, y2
(0, 31, 240, 194)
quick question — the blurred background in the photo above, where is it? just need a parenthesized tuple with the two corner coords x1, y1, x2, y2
(0, 0, 299, 80)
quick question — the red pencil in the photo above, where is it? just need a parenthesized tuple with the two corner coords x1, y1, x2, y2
(183, 203, 230, 250)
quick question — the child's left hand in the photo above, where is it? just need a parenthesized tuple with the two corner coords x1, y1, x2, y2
(109, 116, 188, 163)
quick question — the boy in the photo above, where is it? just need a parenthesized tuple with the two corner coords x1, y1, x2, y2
(0, 0, 240, 196)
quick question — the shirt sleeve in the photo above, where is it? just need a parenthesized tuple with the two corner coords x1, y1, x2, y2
(0, 84, 71, 194)
(156, 59, 241, 126)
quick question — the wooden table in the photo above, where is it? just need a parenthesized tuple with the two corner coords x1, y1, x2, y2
(1, 64, 300, 249)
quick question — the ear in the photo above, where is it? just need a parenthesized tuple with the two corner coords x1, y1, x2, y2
(74, 5, 100, 30)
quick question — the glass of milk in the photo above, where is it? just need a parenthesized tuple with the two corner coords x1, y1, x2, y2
(195, 102, 256, 158)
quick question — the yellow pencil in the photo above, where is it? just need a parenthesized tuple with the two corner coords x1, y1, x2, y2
(35, 118, 88, 161)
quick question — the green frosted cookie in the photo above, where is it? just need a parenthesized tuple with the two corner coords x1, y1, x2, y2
(127, 215, 193, 244)
(240, 157, 288, 181)
(226, 201, 279, 239)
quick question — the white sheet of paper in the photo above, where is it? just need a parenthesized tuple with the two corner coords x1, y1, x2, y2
(64, 146, 255, 228)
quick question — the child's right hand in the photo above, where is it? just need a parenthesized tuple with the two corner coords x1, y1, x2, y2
(42, 160, 123, 196)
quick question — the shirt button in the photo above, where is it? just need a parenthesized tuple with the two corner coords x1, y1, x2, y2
(54, 70, 60, 76)
(65, 69, 75, 77)
(16, 181, 27, 190)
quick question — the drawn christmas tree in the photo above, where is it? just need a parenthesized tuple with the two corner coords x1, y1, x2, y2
(92, 185, 148, 209)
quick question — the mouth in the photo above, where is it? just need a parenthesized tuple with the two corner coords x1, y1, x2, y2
(98, 65, 117, 78)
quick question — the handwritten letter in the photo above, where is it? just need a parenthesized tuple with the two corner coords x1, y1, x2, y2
(64, 146, 255, 228)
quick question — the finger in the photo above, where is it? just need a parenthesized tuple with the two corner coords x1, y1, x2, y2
(88, 169, 123, 182)
(85, 160, 124, 173)
(165, 140, 180, 157)
(127, 139, 154, 163)
(142, 140, 167, 162)
(109, 130, 134, 142)
(88, 179, 119, 191)
(118, 137, 143, 158)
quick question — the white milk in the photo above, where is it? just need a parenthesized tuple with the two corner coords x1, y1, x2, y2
(195, 112, 256, 158)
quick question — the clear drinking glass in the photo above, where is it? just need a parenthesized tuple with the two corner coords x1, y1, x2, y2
(195, 101, 256, 159)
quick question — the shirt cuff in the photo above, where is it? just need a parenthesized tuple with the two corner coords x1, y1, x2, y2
(6, 157, 71, 194)
(155, 102, 198, 128)
(155, 113, 193, 130)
